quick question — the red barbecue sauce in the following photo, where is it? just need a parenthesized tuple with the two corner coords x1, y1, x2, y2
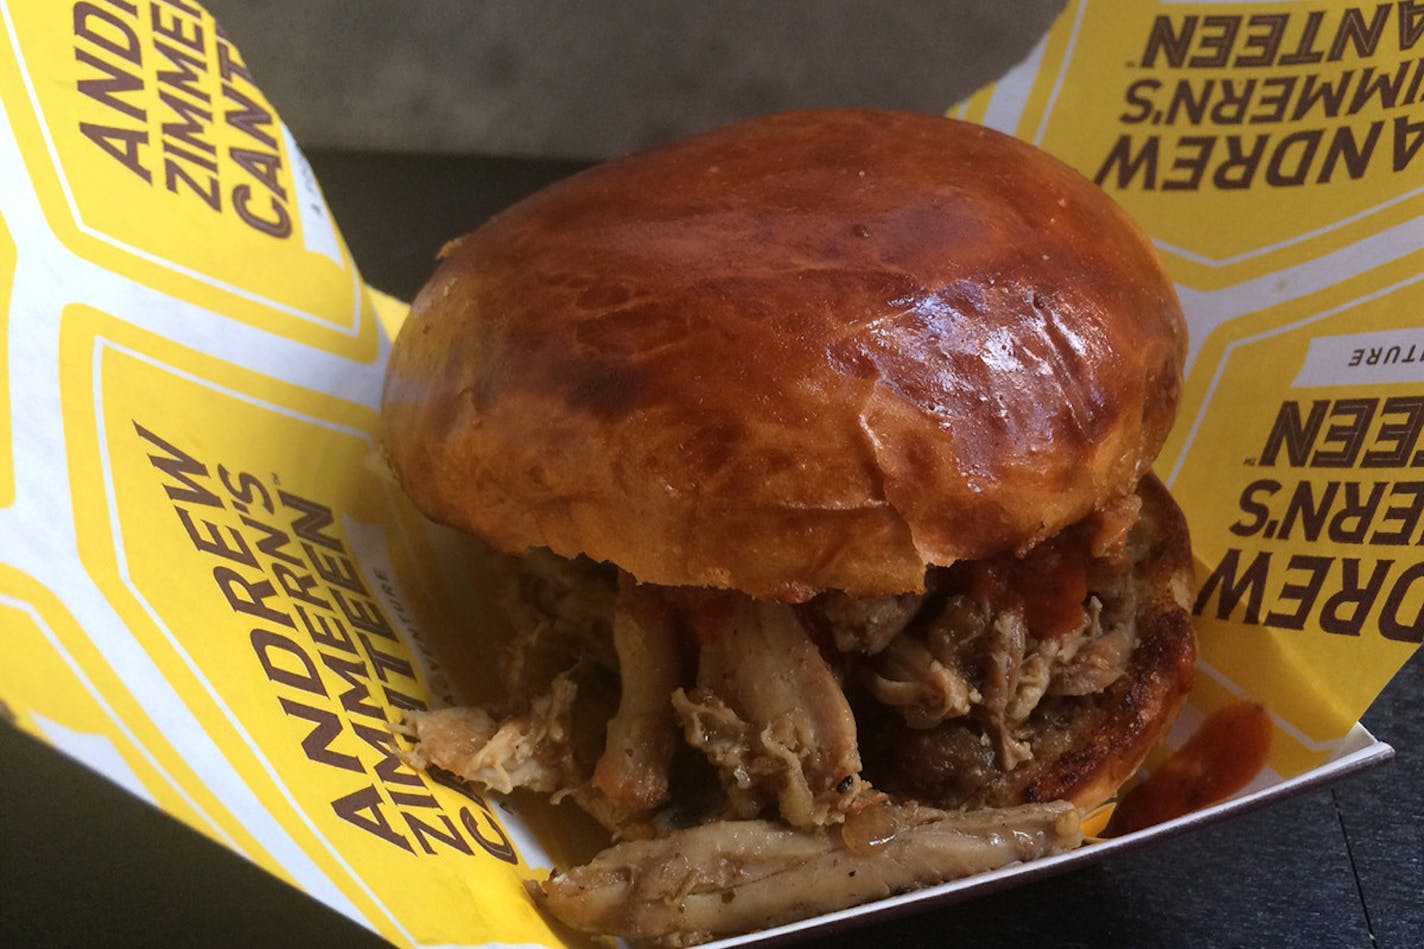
(1109, 700, 1273, 835)
(970, 537, 1089, 641)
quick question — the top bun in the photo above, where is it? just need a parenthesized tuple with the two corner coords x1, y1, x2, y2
(382, 110, 1186, 601)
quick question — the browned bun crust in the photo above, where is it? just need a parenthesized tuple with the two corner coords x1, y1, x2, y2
(382, 110, 1187, 601)
(862, 474, 1197, 812)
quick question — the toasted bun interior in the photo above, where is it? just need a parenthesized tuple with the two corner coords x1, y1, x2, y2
(382, 110, 1187, 600)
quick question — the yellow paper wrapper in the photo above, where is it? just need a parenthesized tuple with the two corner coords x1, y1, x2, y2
(0, 0, 1418, 946)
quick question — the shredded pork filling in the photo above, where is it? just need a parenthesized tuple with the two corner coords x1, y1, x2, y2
(407, 501, 1147, 944)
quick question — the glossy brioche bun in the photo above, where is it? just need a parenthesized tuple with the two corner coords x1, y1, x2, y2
(382, 110, 1187, 601)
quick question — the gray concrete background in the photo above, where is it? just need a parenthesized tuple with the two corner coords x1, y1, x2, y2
(205, 1, 1064, 161)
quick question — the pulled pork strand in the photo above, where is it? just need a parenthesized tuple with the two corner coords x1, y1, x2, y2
(408, 672, 581, 795)
(691, 598, 866, 827)
(861, 594, 987, 728)
(591, 576, 687, 821)
(532, 800, 1082, 947)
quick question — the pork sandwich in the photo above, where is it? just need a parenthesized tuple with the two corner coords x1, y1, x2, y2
(382, 110, 1196, 946)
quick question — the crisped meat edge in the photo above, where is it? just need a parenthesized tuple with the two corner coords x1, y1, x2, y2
(531, 799, 1082, 947)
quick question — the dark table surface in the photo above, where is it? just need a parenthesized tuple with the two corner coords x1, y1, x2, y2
(2, 150, 1421, 949)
